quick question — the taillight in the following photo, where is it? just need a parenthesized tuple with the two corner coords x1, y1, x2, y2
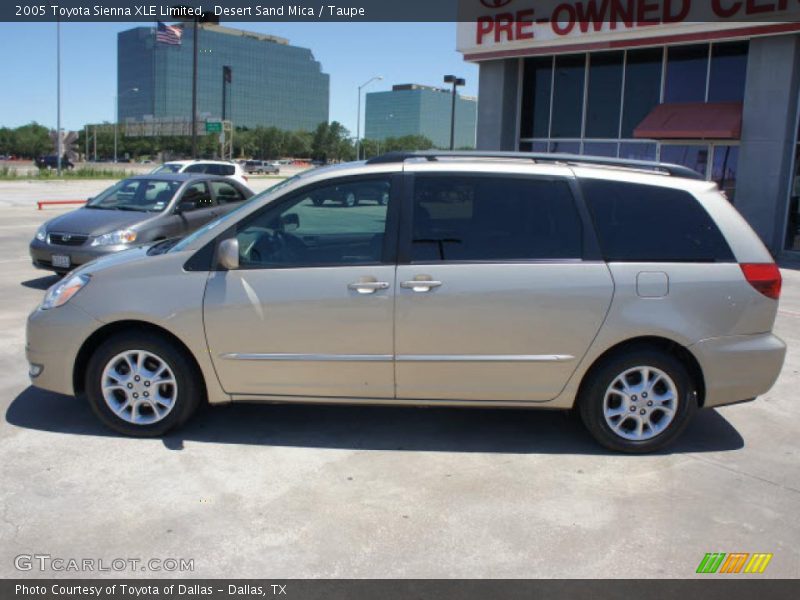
(740, 263, 782, 300)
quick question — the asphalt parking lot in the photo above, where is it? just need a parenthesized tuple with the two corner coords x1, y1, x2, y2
(0, 182, 799, 579)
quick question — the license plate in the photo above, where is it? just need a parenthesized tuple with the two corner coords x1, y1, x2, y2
(51, 254, 70, 269)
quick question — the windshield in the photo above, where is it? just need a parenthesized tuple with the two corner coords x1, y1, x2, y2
(86, 178, 180, 212)
(170, 175, 302, 253)
(150, 163, 182, 174)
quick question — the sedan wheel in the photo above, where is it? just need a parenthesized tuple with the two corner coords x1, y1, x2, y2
(343, 192, 357, 207)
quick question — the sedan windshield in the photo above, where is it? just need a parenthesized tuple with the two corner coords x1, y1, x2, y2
(86, 179, 180, 212)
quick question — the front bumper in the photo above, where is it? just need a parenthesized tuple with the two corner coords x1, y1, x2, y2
(690, 333, 786, 408)
(29, 239, 130, 272)
(26, 302, 102, 396)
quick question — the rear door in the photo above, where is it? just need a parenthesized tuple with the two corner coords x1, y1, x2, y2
(177, 181, 220, 233)
(394, 172, 614, 402)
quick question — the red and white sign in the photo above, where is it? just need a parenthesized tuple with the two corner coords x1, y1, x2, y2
(457, 0, 800, 61)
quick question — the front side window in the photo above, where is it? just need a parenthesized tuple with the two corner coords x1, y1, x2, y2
(582, 179, 734, 262)
(236, 178, 391, 268)
(411, 176, 583, 262)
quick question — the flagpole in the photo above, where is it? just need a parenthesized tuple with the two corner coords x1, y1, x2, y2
(191, 18, 198, 159)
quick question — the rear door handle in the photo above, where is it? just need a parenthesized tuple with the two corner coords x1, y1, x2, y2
(348, 281, 390, 294)
(400, 280, 443, 292)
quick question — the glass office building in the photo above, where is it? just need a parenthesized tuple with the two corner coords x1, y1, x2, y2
(365, 84, 477, 149)
(460, 20, 800, 257)
(118, 24, 329, 131)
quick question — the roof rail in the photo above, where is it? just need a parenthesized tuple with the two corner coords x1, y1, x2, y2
(365, 150, 705, 180)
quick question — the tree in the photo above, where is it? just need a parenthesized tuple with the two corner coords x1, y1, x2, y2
(13, 122, 50, 158)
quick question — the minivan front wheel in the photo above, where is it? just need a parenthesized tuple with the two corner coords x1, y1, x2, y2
(85, 332, 202, 436)
(579, 349, 697, 453)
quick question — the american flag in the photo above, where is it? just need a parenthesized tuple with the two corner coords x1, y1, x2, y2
(156, 22, 182, 46)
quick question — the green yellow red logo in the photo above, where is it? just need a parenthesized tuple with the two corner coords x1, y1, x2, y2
(696, 553, 773, 574)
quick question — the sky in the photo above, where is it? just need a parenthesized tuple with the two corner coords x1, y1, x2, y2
(0, 21, 478, 136)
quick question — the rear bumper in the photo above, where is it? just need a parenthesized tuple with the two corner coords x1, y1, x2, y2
(690, 333, 786, 408)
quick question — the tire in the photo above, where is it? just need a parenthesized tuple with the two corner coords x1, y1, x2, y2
(311, 197, 325, 207)
(85, 332, 203, 437)
(342, 192, 357, 207)
(578, 348, 697, 453)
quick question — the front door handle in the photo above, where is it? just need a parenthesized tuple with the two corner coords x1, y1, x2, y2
(400, 279, 443, 292)
(348, 280, 390, 295)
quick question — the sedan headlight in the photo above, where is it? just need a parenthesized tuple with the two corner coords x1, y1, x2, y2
(35, 225, 47, 242)
(41, 274, 90, 310)
(91, 229, 137, 247)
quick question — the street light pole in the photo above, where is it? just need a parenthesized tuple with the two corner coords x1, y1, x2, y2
(443, 75, 465, 151)
(191, 18, 199, 158)
(56, 21, 61, 176)
(356, 75, 382, 161)
(114, 88, 138, 163)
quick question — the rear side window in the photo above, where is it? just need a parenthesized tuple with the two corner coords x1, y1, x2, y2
(206, 164, 235, 176)
(411, 175, 582, 262)
(581, 179, 734, 262)
(210, 181, 245, 204)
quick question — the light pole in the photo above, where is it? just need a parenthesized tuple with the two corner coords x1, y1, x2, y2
(356, 75, 382, 161)
(114, 87, 138, 163)
(443, 75, 465, 151)
(56, 21, 61, 176)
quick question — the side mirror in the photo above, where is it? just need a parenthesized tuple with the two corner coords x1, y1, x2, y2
(176, 200, 197, 214)
(217, 238, 239, 271)
(281, 213, 300, 232)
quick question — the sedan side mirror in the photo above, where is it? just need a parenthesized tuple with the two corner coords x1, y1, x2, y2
(176, 200, 197, 214)
(217, 238, 239, 270)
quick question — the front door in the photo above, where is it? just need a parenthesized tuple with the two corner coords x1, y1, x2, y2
(395, 173, 614, 402)
(203, 176, 398, 398)
(177, 181, 220, 234)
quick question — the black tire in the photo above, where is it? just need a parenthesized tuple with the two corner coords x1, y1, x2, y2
(342, 191, 357, 207)
(85, 332, 203, 437)
(578, 347, 697, 453)
(311, 197, 325, 207)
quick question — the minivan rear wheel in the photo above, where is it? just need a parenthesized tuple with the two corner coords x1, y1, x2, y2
(85, 332, 202, 437)
(578, 349, 697, 453)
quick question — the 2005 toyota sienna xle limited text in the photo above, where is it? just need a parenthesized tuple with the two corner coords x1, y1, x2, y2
(25, 152, 786, 453)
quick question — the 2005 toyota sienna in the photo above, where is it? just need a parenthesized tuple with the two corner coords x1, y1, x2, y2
(26, 152, 786, 453)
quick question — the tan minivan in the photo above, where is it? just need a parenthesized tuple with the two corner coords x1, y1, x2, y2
(26, 152, 786, 453)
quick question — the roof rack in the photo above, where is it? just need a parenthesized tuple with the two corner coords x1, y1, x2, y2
(365, 151, 705, 180)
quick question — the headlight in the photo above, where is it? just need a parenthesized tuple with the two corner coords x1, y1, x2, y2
(91, 229, 137, 247)
(35, 225, 47, 242)
(41, 274, 90, 310)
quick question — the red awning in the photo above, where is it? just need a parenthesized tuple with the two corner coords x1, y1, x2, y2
(634, 102, 743, 140)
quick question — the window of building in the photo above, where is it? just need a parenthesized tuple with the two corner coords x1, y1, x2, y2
(619, 142, 657, 161)
(583, 142, 619, 158)
(586, 52, 624, 138)
(411, 175, 582, 262)
(550, 141, 580, 154)
(551, 55, 585, 138)
(621, 48, 663, 138)
(660, 145, 710, 179)
(582, 179, 734, 262)
(520, 57, 553, 139)
(665, 44, 709, 103)
(709, 42, 749, 103)
(712, 145, 739, 202)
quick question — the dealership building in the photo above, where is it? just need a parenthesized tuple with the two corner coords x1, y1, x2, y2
(458, 4, 800, 255)
(118, 23, 329, 132)
(365, 84, 477, 148)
